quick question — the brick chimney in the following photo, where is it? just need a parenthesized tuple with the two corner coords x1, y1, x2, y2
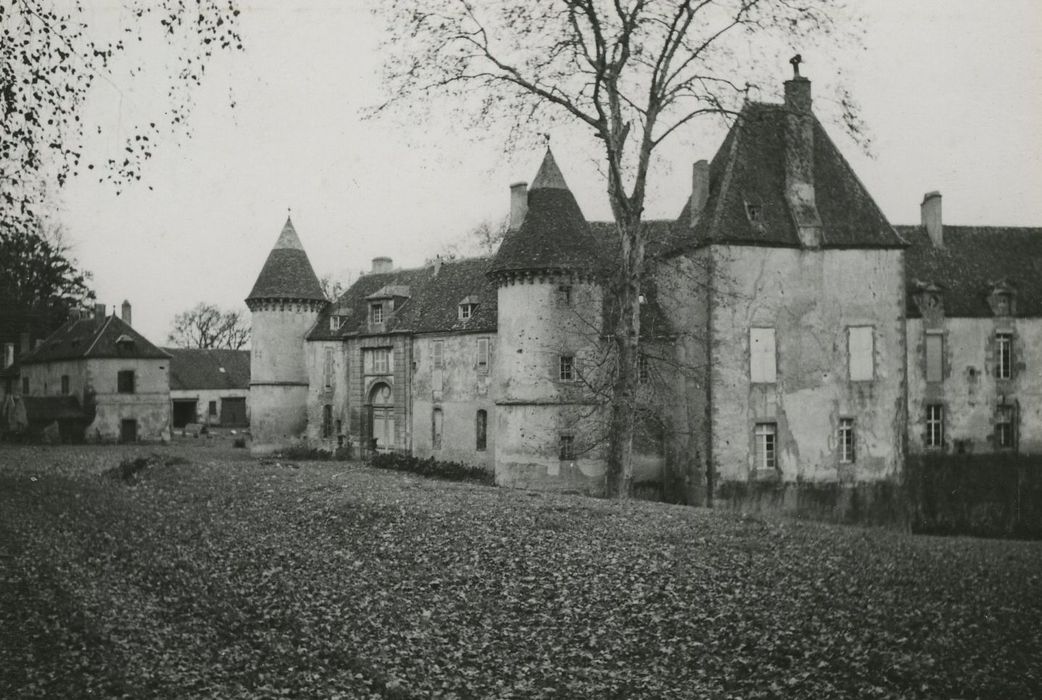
(94, 302, 107, 319)
(371, 257, 393, 274)
(783, 55, 822, 247)
(689, 160, 709, 227)
(509, 182, 528, 230)
(921, 191, 943, 247)
(121, 299, 132, 327)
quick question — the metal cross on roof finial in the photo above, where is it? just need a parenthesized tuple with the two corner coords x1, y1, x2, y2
(544, 132, 551, 146)
(789, 54, 803, 78)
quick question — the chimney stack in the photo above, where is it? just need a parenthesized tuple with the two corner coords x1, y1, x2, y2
(94, 302, 107, 319)
(782, 56, 821, 247)
(121, 299, 132, 327)
(371, 257, 393, 274)
(509, 182, 528, 230)
(689, 160, 709, 227)
(921, 191, 943, 247)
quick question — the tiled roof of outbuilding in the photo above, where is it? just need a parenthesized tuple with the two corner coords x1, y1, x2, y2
(21, 314, 169, 364)
(309, 257, 499, 340)
(489, 149, 607, 277)
(665, 102, 904, 253)
(899, 225, 1042, 317)
(165, 348, 251, 391)
(247, 217, 326, 302)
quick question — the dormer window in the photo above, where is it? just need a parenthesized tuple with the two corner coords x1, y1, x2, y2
(370, 303, 383, 324)
(459, 303, 477, 320)
(556, 285, 572, 307)
(329, 315, 341, 331)
(988, 281, 1016, 317)
(745, 202, 763, 224)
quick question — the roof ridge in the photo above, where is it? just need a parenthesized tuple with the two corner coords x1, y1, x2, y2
(83, 315, 111, 357)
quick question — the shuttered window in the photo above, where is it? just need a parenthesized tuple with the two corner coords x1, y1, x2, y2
(848, 326, 874, 381)
(750, 328, 776, 383)
(925, 333, 943, 383)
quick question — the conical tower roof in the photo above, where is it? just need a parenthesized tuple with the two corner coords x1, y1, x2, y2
(246, 217, 326, 303)
(489, 149, 603, 278)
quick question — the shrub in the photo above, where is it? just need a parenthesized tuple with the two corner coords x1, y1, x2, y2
(369, 452, 494, 485)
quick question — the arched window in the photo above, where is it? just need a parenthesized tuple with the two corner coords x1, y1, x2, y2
(476, 409, 487, 451)
(368, 383, 394, 449)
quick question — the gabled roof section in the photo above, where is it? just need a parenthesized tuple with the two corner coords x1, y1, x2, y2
(309, 256, 498, 340)
(165, 348, 251, 391)
(900, 225, 1042, 317)
(21, 314, 169, 364)
(665, 102, 904, 253)
(489, 149, 606, 278)
(246, 217, 326, 303)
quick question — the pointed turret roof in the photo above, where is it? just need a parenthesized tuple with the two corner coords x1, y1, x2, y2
(246, 217, 326, 303)
(489, 149, 605, 278)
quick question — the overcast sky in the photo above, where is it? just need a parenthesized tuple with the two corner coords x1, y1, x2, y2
(56, 0, 1042, 343)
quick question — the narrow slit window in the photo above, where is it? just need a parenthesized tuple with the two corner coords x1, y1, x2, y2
(477, 337, 490, 374)
(995, 405, 1015, 448)
(476, 409, 487, 451)
(559, 355, 574, 381)
(754, 423, 776, 470)
(559, 435, 575, 460)
(925, 333, 944, 383)
(996, 333, 1013, 380)
(839, 418, 856, 463)
(925, 405, 944, 448)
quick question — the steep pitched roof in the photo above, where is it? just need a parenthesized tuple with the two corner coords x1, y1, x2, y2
(165, 348, 251, 390)
(246, 217, 326, 302)
(899, 225, 1042, 317)
(21, 314, 169, 364)
(666, 102, 904, 253)
(489, 149, 607, 277)
(309, 257, 498, 340)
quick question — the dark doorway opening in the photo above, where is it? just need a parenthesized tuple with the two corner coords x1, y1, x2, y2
(120, 419, 137, 443)
(172, 400, 196, 428)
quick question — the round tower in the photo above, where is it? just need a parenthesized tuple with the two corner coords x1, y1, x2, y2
(488, 149, 607, 493)
(246, 217, 327, 453)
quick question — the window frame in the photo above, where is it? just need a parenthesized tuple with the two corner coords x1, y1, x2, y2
(996, 332, 1013, 380)
(753, 423, 777, 470)
(208, 400, 218, 417)
(322, 404, 333, 438)
(60, 375, 70, 395)
(838, 417, 856, 464)
(370, 303, 384, 324)
(559, 355, 575, 382)
(925, 331, 944, 383)
(369, 348, 390, 374)
(432, 340, 444, 369)
(638, 352, 649, 384)
(329, 315, 341, 331)
(432, 407, 444, 450)
(556, 284, 573, 307)
(995, 405, 1015, 449)
(925, 404, 944, 448)
(117, 369, 135, 394)
(476, 337, 490, 374)
(559, 434, 576, 461)
(475, 409, 487, 451)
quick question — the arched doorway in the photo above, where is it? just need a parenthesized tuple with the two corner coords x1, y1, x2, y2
(368, 382, 394, 450)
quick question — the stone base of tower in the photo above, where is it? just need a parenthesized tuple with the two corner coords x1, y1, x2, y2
(249, 384, 309, 454)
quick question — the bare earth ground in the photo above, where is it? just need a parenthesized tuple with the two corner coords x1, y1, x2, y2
(1, 444, 1040, 699)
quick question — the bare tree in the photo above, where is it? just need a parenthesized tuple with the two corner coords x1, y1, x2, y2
(373, 0, 863, 497)
(168, 303, 250, 350)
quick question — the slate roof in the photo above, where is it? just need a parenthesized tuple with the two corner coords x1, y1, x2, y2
(899, 225, 1042, 317)
(165, 348, 251, 391)
(665, 102, 904, 253)
(309, 257, 499, 340)
(20, 314, 169, 364)
(246, 217, 326, 302)
(489, 149, 607, 277)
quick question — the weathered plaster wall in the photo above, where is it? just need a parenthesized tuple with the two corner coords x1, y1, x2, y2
(710, 245, 906, 484)
(250, 304, 319, 452)
(411, 332, 495, 469)
(22, 358, 90, 400)
(343, 335, 412, 452)
(85, 358, 170, 441)
(493, 277, 607, 493)
(305, 340, 350, 447)
(654, 251, 712, 503)
(907, 316, 1042, 454)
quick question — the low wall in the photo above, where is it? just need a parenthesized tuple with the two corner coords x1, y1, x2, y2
(906, 454, 1042, 539)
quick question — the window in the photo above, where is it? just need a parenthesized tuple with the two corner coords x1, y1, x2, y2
(432, 408, 443, 450)
(559, 355, 574, 381)
(432, 340, 444, 369)
(556, 284, 572, 306)
(322, 404, 333, 438)
(477, 337, 490, 374)
(848, 326, 874, 381)
(370, 303, 384, 324)
(2, 343, 12, 369)
(117, 370, 135, 394)
(324, 347, 334, 387)
(329, 316, 341, 331)
(925, 332, 944, 383)
(754, 423, 776, 470)
(745, 202, 762, 224)
(559, 434, 576, 460)
(995, 405, 1015, 449)
(996, 333, 1013, 380)
(61, 375, 69, 395)
(21, 376, 29, 394)
(458, 303, 477, 320)
(926, 405, 944, 448)
(476, 409, 487, 451)
(750, 328, 776, 383)
(839, 418, 856, 463)
(367, 348, 390, 374)
(208, 401, 217, 417)
(638, 353, 649, 383)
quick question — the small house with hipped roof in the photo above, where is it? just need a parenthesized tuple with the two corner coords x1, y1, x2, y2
(19, 301, 171, 442)
(166, 348, 251, 429)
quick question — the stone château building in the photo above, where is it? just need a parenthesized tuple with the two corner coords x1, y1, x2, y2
(246, 70, 1042, 511)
